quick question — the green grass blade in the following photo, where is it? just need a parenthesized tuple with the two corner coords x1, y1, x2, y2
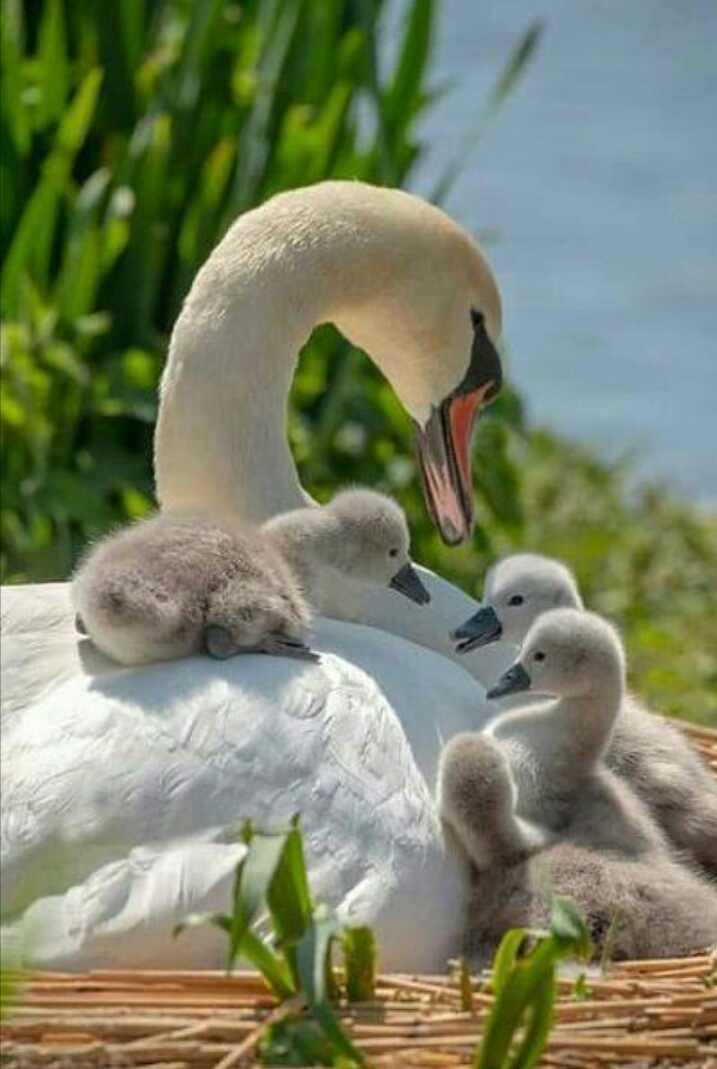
(490, 927, 527, 999)
(236, 929, 295, 998)
(225, 0, 306, 216)
(0, 0, 30, 157)
(0, 969, 20, 1022)
(1, 67, 103, 313)
(342, 926, 376, 1003)
(228, 824, 294, 970)
(383, 0, 433, 130)
(297, 909, 364, 1064)
(431, 21, 543, 204)
(474, 940, 557, 1069)
(549, 897, 592, 959)
(266, 823, 314, 967)
(507, 972, 556, 1069)
(173, 911, 232, 939)
(36, 0, 70, 128)
(457, 956, 474, 1013)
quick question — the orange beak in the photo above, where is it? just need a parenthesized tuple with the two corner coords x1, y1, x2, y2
(414, 313, 503, 545)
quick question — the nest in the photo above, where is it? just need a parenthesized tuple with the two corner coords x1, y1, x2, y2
(2, 723, 716, 1069)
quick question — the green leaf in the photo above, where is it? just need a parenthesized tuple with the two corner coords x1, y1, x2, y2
(236, 929, 295, 998)
(490, 927, 527, 999)
(549, 897, 592, 958)
(36, 0, 69, 128)
(2, 68, 103, 313)
(227, 824, 295, 970)
(383, 0, 434, 130)
(475, 939, 556, 1069)
(457, 956, 474, 1013)
(297, 909, 364, 1065)
(432, 21, 543, 204)
(508, 971, 556, 1069)
(260, 1015, 348, 1066)
(342, 926, 376, 1003)
(265, 823, 314, 977)
(0, 0, 30, 157)
(173, 912, 232, 940)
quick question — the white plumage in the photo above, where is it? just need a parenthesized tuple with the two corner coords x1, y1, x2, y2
(2, 181, 514, 969)
(2, 581, 485, 970)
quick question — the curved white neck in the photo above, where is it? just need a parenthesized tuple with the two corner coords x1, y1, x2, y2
(154, 185, 428, 524)
(152, 184, 512, 685)
(155, 261, 312, 524)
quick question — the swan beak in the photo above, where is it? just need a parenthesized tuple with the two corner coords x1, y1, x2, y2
(389, 562, 431, 605)
(451, 605, 502, 653)
(487, 661, 531, 700)
(414, 319, 503, 546)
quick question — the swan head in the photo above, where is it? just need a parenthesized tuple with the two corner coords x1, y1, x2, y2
(487, 608, 625, 702)
(325, 489, 430, 604)
(330, 186, 503, 546)
(452, 553, 583, 653)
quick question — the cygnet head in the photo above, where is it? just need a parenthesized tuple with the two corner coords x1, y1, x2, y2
(324, 489, 431, 605)
(487, 608, 625, 703)
(452, 553, 583, 654)
(204, 580, 313, 661)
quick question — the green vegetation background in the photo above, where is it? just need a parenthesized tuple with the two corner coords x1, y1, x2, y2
(2, 0, 715, 723)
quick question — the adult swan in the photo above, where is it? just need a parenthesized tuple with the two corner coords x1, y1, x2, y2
(1, 182, 512, 971)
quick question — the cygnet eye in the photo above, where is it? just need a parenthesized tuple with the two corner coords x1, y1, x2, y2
(388, 547, 399, 558)
(507, 594, 524, 606)
(533, 651, 546, 662)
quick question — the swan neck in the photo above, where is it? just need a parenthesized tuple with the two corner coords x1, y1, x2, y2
(153, 189, 412, 525)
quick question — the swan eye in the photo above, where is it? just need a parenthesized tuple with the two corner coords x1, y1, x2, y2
(388, 547, 399, 558)
(508, 594, 524, 606)
(534, 651, 546, 662)
(470, 308, 485, 330)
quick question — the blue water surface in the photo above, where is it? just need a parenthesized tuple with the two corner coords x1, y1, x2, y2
(412, 0, 717, 501)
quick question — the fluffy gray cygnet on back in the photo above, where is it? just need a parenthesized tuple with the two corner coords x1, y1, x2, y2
(452, 553, 717, 876)
(439, 610, 717, 962)
(72, 489, 429, 667)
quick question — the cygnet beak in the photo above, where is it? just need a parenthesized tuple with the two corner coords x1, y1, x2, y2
(414, 314, 503, 546)
(203, 626, 319, 662)
(389, 562, 431, 605)
(261, 634, 320, 662)
(451, 605, 503, 653)
(487, 661, 531, 700)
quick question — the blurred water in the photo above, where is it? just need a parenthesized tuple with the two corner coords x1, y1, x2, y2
(413, 0, 717, 502)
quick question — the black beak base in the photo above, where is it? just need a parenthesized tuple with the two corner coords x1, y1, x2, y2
(389, 562, 431, 606)
(451, 605, 503, 653)
(487, 661, 532, 700)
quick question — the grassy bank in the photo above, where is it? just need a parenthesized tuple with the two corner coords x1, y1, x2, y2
(1, 0, 714, 724)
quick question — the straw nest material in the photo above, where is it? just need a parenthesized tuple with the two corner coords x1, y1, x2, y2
(2, 722, 716, 1069)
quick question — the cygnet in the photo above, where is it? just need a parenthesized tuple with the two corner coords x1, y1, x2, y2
(439, 730, 717, 964)
(452, 553, 717, 875)
(72, 489, 429, 666)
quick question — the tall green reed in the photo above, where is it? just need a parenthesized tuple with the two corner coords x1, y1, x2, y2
(0, 0, 537, 581)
